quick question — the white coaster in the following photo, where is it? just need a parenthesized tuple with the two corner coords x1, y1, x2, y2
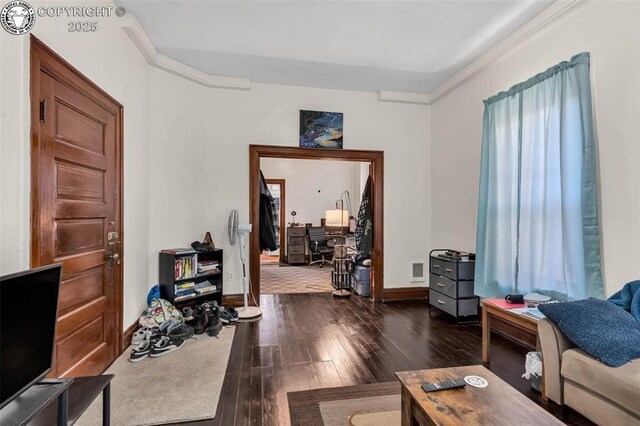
(464, 375, 488, 388)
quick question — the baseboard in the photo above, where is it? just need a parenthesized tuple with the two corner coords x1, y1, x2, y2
(223, 294, 244, 307)
(122, 320, 139, 351)
(383, 286, 429, 302)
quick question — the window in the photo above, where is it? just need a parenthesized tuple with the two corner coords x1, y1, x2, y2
(475, 53, 603, 300)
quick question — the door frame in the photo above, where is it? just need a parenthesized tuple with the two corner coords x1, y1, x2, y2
(29, 35, 125, 355)
(265, 178, 286, 264)
(249, 145, 384, 302)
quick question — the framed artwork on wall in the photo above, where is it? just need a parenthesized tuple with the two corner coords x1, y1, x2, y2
(299, 110, 343, 149)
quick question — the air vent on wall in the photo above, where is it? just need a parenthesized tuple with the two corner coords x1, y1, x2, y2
(410, 261, 425, 283)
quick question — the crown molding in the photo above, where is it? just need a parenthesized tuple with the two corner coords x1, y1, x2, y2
(121, 16, 251, 91)
(378, 91, 430, 105)
(118, 0, 586, 102)
(429, 0, 587, 103)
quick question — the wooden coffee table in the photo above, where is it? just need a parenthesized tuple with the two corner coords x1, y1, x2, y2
(395, 365, 562, 425)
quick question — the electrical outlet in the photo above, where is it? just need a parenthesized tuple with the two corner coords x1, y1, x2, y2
(227, 272, 233, 281)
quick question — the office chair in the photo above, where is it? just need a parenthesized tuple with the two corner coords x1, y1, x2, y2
(307, 226, 333, 267)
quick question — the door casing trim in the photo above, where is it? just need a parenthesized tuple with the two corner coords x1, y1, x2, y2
(249, 144, 384, 303)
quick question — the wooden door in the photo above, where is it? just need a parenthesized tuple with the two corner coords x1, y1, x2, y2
(30, 36, 123, 377)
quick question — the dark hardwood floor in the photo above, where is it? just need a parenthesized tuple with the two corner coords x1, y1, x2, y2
(185, 293, 592, 426)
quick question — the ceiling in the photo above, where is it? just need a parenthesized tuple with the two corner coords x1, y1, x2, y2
(116, 0, 553, 93)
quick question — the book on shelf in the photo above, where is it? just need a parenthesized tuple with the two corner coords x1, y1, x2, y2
(175, 291, 196, 301)
(197, 268, 220, 276)
(176, 281, 195, 290)
(197, 261, 220, 273)
(198, 265, 219, 271)
(174, 254, 197, 280)
(193, 280, 217, 294)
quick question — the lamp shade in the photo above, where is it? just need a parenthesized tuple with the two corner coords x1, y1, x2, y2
(325, 209, 349, 226)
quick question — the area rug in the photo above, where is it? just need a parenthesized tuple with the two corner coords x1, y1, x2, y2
(348, 410, 401, 425)
(287, 381, 400, 426)
(261, 263, 333, 293)
(76, 325, 236, 426)
(319, 394, 401, 425)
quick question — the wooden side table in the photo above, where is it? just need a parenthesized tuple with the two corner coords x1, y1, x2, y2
(395, 365, 561, 426)
(481, 299, 546, 400)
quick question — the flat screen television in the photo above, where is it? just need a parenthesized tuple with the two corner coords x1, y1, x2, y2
(0, 263, 62, 409)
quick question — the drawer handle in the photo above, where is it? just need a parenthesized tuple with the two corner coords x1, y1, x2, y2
(445, 268, 453, 272)
(432, 264, 440, 269)
(437, 283, 445, 287)
(437, 299, 446, 305)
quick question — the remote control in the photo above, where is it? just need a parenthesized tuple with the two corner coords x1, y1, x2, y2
(421, 378, 466, 392)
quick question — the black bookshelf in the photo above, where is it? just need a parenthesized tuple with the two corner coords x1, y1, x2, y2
(158, 249, 223, 307)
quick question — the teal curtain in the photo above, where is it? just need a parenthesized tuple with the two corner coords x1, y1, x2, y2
(475, 52, 603, 300)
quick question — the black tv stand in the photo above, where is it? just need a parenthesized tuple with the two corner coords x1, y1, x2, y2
(0, 375, 113, 426)
(0, 378, 73, 426)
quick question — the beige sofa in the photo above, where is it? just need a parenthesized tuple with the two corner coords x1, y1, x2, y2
(538, 318, 640, 425)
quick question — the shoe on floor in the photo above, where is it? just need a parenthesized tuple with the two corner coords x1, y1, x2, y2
(129, 340, 152, 362)
(207, 305, 223, 337)
(219, 310, 231, 324)
(131, 327, 150, 345)
(221, 309, 239, 324)
(193, 305, 208, 335)
(181, 306, 194, 323)
(167, 322, 194, 340)
(149, 336, 185, 358)
(226, 307, 239, 322)
(131, 327, 160, 345)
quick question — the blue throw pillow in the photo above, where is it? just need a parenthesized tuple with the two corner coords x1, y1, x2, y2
(539, 299, 640, 367)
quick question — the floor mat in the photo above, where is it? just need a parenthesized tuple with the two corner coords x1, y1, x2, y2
(75, 325, 236, 425)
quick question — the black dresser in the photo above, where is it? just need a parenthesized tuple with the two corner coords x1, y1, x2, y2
(429, 250, 478, 318)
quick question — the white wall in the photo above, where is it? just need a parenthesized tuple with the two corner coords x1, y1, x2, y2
(430, 1, 640, 296)
(0, 1, 151, 328)
(148, 68, 431, 293)
(260, 158, 363, 227)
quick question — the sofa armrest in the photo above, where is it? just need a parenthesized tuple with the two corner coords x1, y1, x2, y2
(538, 318, 575, 404)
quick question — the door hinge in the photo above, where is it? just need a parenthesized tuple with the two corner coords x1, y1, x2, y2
(39, 99, 47, 123)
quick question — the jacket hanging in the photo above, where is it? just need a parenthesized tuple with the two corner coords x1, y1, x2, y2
(259, 171, 279, 252)
(355, 176, 373, 260)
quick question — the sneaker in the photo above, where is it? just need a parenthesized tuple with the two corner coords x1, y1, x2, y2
(206, 305, 223, 337)
(220, 309, 240, 324)
(131, 327, 160, 345)
(193, 305, 208, 335)
(129, 340, 152, 362)
(226, 307, 239, 322)
(181, 307, 194, 323)
(167, 322, 195, 340)
(131, 327, 150, 345)
(219, 310, 232, 324)
(149, 336, 185, 358)
(158, 319, 174, 335)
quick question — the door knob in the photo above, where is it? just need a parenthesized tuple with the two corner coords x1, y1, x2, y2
(108, 252, 121, 265)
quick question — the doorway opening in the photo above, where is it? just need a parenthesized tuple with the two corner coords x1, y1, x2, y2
(260, 179, 286, 265)
(249, 145, 384, 303)
(260, 158, 368, 294)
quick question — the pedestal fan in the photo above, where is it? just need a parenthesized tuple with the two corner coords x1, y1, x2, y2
(227, 209, 262, 320)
